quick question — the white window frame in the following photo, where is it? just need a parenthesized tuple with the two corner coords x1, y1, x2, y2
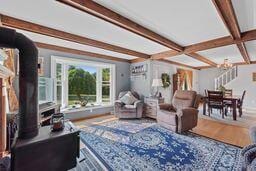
(51, 56, 116, 109)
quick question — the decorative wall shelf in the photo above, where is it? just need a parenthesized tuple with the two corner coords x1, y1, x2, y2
(130, 64, 147, 80)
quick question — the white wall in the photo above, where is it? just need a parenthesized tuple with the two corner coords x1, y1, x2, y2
(198, 68, 223, 95)
(198, 64, 256, 110)
(130, 60, 152, 98)
(131, 60, 199, 103)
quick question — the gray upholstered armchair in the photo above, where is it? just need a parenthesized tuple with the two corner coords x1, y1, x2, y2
(157, 90, 199, 133)
(114, 91, 143, 119)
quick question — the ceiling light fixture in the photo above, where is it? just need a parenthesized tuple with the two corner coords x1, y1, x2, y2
(217, 58, 233, 70)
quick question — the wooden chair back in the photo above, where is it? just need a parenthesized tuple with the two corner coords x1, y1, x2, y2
(207, 90, 224, 106)
(239, 90, 246, 106)
(224, 89, 233, 97)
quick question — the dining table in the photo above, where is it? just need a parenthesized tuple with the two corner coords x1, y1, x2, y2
(202, 95, 241, 121)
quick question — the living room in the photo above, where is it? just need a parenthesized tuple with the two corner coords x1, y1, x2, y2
(0, 0, 256, 170)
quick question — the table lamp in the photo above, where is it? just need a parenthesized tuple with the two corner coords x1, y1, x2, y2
(152, 78, 163, 97)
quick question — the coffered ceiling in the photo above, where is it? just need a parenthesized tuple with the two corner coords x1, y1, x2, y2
(0, 0, 256, 69)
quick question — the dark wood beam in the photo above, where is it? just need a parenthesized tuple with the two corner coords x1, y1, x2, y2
(151, 50, 183, 60)
(0, 14, 149, 59)
(242, 29, 256, 42)
(158, 59, 197, 70)
(236, 43, 251, 63)
(56, 0, 183, 51)
(212, 0, 240, 39)
(57, 0, 219, 67)
(130, 57, 197, 70)
(154, 29, 256, 58)
(186, 53, 217, 67)
(35, 42, 130, 63)
(194, 61, 251, 70)
(184, 36, 234, 53)
(130, 58, 146, 63)
(151, 50, 217, 66)
(212, 0, 251, 64)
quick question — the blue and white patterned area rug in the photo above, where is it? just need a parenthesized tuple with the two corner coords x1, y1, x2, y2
(80, 119, 242, 171)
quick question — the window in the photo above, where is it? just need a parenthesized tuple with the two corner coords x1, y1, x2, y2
(51, 56, 115, 109)
(68, 65, 97, 106)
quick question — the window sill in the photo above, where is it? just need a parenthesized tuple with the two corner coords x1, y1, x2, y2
(61, 104, 113, 114)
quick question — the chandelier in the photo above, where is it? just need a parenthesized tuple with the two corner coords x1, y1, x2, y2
(217, 59, 233, 70)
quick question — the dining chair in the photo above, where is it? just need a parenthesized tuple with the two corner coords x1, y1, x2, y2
(237, 90, 246, 117)
(225, 90, 246, 117)
(225, 89, 233, 97)
(207, 90, 225, 118)
(223, 89, 233, 115)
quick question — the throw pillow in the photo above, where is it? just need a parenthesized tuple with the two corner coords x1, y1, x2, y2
(120, 91, 138, 105)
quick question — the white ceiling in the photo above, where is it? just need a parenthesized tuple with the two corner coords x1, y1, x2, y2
(166, 54, 209, 67)
(245, 40, 256, 61)
(94, 0, 229, 46)
(198, 45, 244, 64)
(232, 0, 256, 32)
(16, 29, 138, 60)
(0, 0, 255, 65)
(0, 0, 170, 55)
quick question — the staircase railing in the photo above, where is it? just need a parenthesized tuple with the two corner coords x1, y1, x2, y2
(214, 66, 238, 90)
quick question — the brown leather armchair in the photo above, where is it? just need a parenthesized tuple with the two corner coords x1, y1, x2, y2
(157, 90, 199, 133)
(114, 91, 143, 119)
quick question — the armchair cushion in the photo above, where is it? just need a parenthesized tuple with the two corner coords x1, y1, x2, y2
(119, 91, 138, 105)
(124, 105, 136, 109)
(172, 90, 197, 110)
(159, 104, 176, 111)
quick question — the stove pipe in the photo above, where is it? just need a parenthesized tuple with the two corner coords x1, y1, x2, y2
(0, 27, 38, 139)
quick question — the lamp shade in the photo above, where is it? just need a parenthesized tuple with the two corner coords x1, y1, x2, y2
(152, 79, 163, 87)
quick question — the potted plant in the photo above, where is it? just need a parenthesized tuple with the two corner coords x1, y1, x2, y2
(161, 73, 171, 88)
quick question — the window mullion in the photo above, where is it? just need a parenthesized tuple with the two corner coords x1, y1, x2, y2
(96, 67, 102, 104)
(110, 67, 113, 105)
(51, 58, 57, 104)
(63, 64, 69, 108)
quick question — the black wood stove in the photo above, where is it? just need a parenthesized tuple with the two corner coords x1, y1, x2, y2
(0, 27, 80, 171)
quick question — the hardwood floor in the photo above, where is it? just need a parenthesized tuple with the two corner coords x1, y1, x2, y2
(73, 114, 251, 147)
(192, 118, 251, 147)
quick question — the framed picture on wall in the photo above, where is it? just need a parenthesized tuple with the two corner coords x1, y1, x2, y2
(253, 72, 256, 82)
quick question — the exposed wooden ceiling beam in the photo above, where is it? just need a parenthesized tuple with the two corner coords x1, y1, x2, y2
(35, 42, 130, 63)
(186, 52, 217, 67)
(130, 58, 146, 63)
(0, 14, 150, 59)
(158, 59, 197, 70)
(151, 50, 183, 60)
(130, 58, 197, 69)
(236, 43, 251, 63)
(212, 0, 251, 64)
(56, 0, 183, 51)
(57, 0, 219, 67)
(242, 29, 256, 42)
(152, 29, 256, 58)
(194, 61, 254, 70)
(151, 50, 216, 66)
(212, 0, 240, 39)
(184, 36, 234, 53)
